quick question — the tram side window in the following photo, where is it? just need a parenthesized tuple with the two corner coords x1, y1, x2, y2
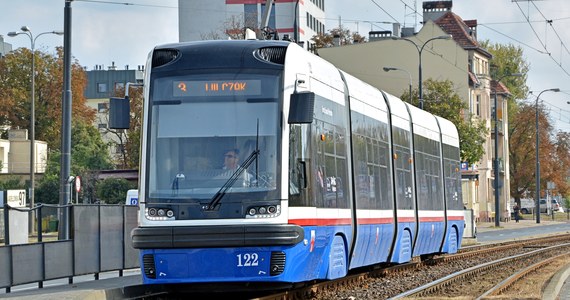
(393, 127, 414, 210)
(289, 124, 312, 206)
(414, 134, 443, 210)
(314, 120, 349, 209)
(350, 110, 393, 210)
(443, 144, 463, 210)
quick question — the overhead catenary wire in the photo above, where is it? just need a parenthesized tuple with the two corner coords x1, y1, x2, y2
(514, 1, 570, 78)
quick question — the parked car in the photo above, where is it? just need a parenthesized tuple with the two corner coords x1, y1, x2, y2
(511, 199, 534, 214)
(539, 199, 560, 213)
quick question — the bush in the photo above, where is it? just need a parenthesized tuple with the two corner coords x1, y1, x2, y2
(95, 178, 136, 204)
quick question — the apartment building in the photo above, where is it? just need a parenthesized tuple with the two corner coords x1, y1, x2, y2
(84, 63, 144, 164)
(178, 0, 325, 48)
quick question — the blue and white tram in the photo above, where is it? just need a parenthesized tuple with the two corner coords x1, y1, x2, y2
(121, 40, 464, 285)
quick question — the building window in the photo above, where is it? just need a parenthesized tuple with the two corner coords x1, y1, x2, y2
(98, 103, 108, 113)
(476, 95, 481, 116)
(97, 83, 107, 93)
(115, 82, 125, 92)
(98, 123, 107, 129)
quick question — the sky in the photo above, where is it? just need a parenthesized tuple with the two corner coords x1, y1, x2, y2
(1, 0, 570, 132)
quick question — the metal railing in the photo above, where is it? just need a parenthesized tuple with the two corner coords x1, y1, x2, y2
(0, 203, 139, 293)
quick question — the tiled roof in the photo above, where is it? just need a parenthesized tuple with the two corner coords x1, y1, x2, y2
(434, 12, 492, 58)
(468, 71, 480, 87)
(491, 80, 512, 95)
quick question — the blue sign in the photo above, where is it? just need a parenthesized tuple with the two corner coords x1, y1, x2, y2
(129, 198, 138, 206)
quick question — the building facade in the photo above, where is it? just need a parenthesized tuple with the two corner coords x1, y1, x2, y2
(0, 129, 47, 177)
(317, 1, 511, 222)
(0, 35, 12, 58)
(178, 0, 325, 48)
(84, 64, 144, 165)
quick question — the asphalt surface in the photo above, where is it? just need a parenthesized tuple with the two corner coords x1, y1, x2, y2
(476, 218, 570, 243)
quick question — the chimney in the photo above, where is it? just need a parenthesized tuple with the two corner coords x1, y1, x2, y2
(401, 27, 415, 37)
(368, 31, 394, 42)
(423, 1, 452, 23)
(464, 19, 477, 40)
(392, 23, 401, 38)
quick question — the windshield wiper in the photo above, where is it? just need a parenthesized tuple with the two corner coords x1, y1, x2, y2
(171, 173, 185, 195)
(206, 149, 259, 211)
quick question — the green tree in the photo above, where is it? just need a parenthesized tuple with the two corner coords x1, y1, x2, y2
(480, 41, 529, 102)
(0, 176, 26, 190)
(99, 86, 143, 169)
(508, 103, 555, 202)
(35, 120, 113, 204)
(400, 79, 487, 164)
(95, 178, 136, 204)
(0, 47, 95, 143)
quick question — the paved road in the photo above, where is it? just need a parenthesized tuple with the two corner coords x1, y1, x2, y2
(476, 222, 570, 243)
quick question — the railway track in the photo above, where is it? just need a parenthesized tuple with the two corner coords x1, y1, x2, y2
(249, 233, 570, 300)
(390, 243, 570, 299)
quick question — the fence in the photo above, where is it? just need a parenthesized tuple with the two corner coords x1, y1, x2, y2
(0, 204, 139, 293)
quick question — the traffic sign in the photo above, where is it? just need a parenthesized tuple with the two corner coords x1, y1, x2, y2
(75, 176, 81, 193)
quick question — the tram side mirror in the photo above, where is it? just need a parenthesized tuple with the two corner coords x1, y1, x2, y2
(109, 97, 130, 129)
(288, 92, 315, 124)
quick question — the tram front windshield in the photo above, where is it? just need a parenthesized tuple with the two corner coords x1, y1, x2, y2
(147, 70, 281, 203)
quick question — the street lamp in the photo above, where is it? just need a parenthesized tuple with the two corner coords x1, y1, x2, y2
(383, 66, 413, 103)
(491, 72, 522, 227)
(535, 88, 560, 224)
(391, 35, 452, 110)
(7, 26, 64, 212)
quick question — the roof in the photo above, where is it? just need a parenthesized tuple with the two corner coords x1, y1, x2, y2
(434, 12, 492, 58)
(97, 169, 138, 181)
(491, 80, 512, 95)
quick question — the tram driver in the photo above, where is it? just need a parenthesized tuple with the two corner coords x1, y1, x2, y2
(222, 149, 254, 187)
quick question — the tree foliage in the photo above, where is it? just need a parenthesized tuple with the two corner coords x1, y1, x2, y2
(508, 103, 570, 200)
(95, 178, 136, 204)
(483, 41, 570, 200)
(311, 25, 366, 48)
(549, 132, 570, 196)
(400, 79, 487, 164)
(200, 13, 280, 41)
(99, 86, 143, 169)
(35, 120, 113, 204)
(0, 47, 95, 143)
(480, 40, 529, 102)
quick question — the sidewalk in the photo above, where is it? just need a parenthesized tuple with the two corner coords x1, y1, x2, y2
(476, 218, 569, 233)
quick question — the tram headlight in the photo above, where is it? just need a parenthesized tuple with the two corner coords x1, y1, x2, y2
(246, 205, 281, 219)
(145, 207, 176, 221)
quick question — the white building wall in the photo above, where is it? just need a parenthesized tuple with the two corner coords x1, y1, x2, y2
(179, 0, 324, 47)
(0, 140, 9, 173)
(7, 140, 47, 174)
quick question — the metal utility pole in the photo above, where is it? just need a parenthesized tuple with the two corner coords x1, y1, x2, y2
(59, 0, 73, 240)
(491, 73, 521, 227)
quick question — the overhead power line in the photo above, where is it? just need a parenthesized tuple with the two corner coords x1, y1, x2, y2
(75, 0, 177, 8)
(514, 1, 570, 78)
